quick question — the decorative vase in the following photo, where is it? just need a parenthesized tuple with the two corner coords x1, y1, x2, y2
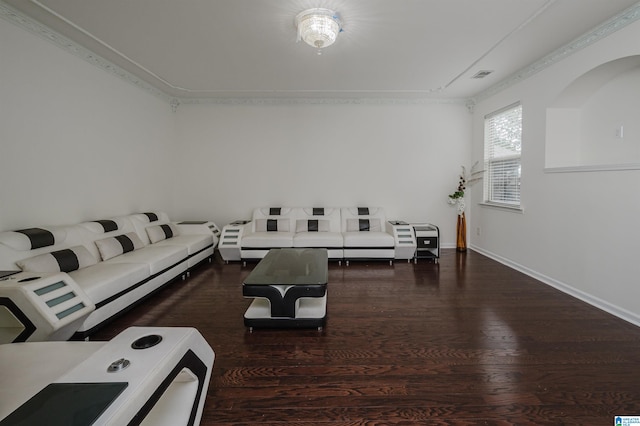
(456, 212, 467, 252)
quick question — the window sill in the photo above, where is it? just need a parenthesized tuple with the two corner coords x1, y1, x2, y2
(544, 163, 640, 173)
(478, 202, 524, 213)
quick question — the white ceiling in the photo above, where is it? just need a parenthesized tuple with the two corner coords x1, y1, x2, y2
(4, 0, 640, 100)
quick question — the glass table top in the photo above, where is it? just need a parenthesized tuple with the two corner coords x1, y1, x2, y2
(244, 249, 328, 286)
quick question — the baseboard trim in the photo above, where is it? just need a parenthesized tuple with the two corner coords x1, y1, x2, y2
(469, 244, 640, 328)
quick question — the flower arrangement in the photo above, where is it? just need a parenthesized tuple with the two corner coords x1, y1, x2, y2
(448, 175, 466, 200)
(447, 162, 483, 215)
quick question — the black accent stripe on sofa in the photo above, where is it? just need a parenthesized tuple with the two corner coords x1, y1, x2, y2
(160, 224, 174, 239)
(51, 249, 79, 272)
(357, 207, 370, 215)
(127, 349, 208, 426)
(115, 235, 135, 253)
(359, 219, 370, 231)
(95, 220, 118, 233)
(16, 228, 54, 249)
(308, 220, 319, 232)
(143, 212, 159, 222)
(269, 207, 281, 215)
(267, 219, 278, 232)
(312, 208, 324, 216)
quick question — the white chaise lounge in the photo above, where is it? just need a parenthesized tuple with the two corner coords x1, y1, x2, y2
(0, 212, 218, 342)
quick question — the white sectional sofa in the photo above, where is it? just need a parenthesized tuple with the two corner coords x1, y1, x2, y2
(0, 212, 217, 341)
(222, 207, 404, 265)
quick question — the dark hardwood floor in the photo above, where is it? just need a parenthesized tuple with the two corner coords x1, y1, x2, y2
(93, 250, 640, 425)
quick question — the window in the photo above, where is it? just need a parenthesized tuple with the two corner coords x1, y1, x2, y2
(484, 103, 522, 207)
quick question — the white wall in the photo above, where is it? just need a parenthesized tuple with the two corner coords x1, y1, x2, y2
(172, 101, 472, 245)
(470, 20, 640, 325)
(0, 18, 176, 230)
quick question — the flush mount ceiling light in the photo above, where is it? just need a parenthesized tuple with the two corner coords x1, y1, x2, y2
(295, 8, 342, 54)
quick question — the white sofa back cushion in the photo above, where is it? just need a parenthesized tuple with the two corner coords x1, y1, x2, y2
(80, 219, 125, 234)
(0, 227, 67, 251)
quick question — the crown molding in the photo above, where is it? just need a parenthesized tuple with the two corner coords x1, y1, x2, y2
(473, 2, 640, 103)
(176, 96, 467, 107)
(0, 1, 466, 108)
(0, 1, 171, 103)
(3, 0, 640, 108)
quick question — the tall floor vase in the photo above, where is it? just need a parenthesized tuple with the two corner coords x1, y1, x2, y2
(456, 212, 467, 252)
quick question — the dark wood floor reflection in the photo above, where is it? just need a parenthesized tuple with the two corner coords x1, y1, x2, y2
(93, 250, 640, 425)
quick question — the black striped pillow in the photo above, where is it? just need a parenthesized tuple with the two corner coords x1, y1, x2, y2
(147, 224, 179, 244)
(295, 219, 330, 232)
(255, 219, 290, 232)
(95, 232, 144, 261)
(16, 246, 97, 273)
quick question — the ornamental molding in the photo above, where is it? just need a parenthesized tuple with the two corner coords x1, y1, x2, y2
(0, 1, 170, 104)
(177, 97, 466, 106)
(2, 0, 640, 108)
(473, 2, 640, 103)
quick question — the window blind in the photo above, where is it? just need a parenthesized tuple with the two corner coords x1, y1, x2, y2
(484, 103, 522, 206)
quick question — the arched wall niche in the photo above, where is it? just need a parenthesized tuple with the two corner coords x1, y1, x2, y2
(546, 55, 640, 171)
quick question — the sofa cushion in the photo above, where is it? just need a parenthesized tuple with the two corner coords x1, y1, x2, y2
(293, 232, 343, 248)
(16, 246, 97, 273)
(255, 219, 290, 232)
(343, 231, 395, 248)
(69, 262, 150, 305)
(295, 219, 330, 233)
(153, 234, 213, 255)
(105, 245, 188, 275)
(346, 218, 382, 232)
(95, 232, 144, 261)
(242, 232, 294, 248)
(146, 224, 179, 244)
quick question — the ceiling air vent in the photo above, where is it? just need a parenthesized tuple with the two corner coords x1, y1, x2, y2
(472, 70, 493, 79)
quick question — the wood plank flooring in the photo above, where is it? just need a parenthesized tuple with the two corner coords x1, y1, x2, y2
(92, 250, 640, 425)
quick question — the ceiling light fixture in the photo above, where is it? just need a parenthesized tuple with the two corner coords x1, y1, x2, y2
(295, 8, 342, 54)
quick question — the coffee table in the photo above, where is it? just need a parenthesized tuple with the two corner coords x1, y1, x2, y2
(243, 248, 327, 330)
